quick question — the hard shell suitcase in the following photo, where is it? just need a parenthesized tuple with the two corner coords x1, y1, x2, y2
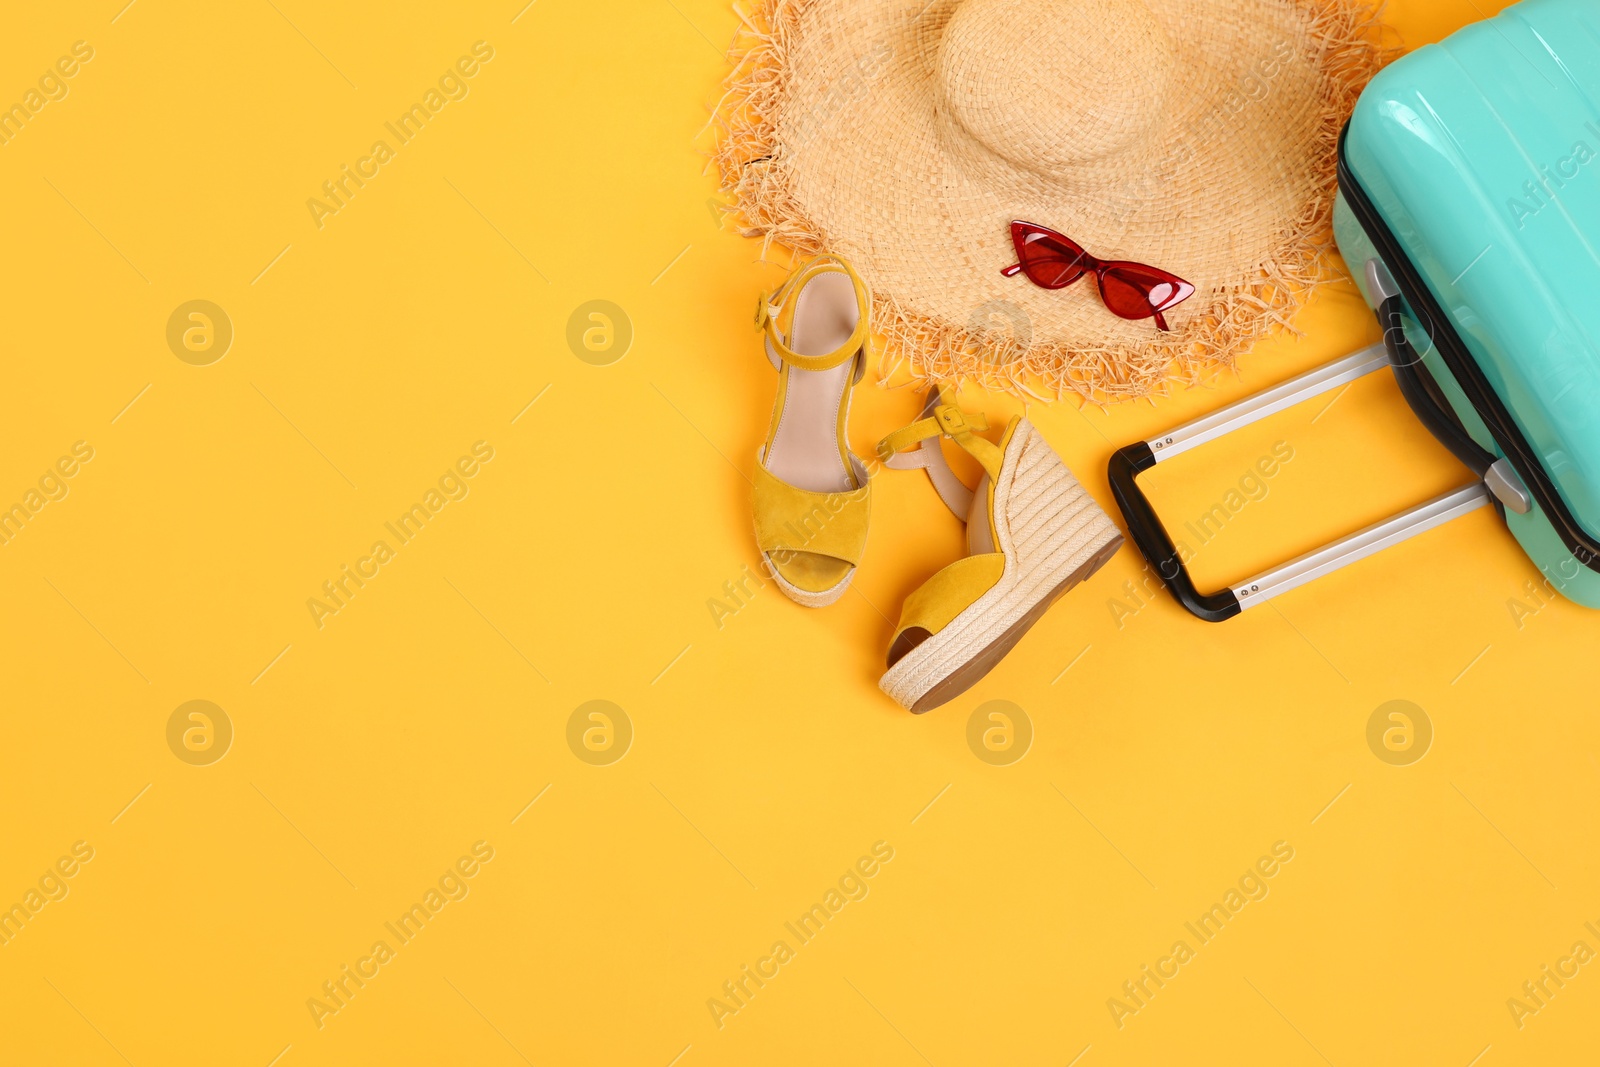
(1109, 0, 1600, 620)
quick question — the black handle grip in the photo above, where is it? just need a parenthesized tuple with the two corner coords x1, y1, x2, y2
(1107, 443, 1242, 623)
(1379, 294, 1497, 479)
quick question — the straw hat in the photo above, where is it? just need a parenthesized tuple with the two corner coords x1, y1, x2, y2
(714, 0, 1386, 400)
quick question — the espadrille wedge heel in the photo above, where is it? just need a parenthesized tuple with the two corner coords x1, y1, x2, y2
(877, 392, 1123, 713)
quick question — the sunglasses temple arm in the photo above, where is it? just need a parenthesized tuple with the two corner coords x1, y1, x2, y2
(1153, 309, 1170, 332)
(1000, 263, 1024, 278)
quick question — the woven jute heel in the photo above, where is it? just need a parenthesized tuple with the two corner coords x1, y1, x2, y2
(880, 420, 1122, 713)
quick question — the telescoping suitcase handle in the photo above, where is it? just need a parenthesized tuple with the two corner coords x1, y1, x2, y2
(1107, 284, 1533, 622)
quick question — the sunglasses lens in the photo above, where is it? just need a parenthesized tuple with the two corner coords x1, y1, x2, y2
(1019, 242, 1088, 289)
(1100, 267, 1195, 321)
(1012, 226, 1089, 290)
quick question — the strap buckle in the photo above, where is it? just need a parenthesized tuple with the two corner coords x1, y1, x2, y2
(755, 289, 788, 332)
(875, 404, 988, 464)
(934, 404, 987, 437)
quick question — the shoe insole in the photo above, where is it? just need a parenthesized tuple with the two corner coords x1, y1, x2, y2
(764, 271, 859, 494)
(968, 474, 995, 555)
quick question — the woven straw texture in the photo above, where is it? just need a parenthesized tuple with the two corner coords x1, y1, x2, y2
(880, 421, 1120, 709)
(712, 0, 1390, 402)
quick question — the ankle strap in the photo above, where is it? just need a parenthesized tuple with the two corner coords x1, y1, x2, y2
(756, 255, 871, 373)
(877, 389, 1005, 518)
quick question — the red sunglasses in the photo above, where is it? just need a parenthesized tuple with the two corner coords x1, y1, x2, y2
(1001, 221, 1195, 332)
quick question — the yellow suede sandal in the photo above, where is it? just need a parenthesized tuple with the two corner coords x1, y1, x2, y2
(877, 392, 1124, 712)
(753, 255, 874, 608)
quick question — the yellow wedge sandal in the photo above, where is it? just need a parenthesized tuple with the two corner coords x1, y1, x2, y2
(877, 391, 1124, 712)
(753, 255, 874, 608)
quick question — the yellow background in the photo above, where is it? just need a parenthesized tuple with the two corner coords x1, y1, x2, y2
(2, 0, 1596, 1064)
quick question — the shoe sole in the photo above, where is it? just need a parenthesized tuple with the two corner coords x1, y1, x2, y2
(903, 534, 1121, 713)
(760, 546, 855, 608)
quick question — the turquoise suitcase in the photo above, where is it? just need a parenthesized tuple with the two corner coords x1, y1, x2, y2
(1110, 0, 1600, 618)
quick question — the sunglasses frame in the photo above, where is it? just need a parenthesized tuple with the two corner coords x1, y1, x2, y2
(1001, 220, 1195, 332)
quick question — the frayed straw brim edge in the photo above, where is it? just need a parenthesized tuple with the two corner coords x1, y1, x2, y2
(708, 0, 1397, 405)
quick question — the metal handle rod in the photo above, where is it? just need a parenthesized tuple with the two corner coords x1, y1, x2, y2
(1148, 343, 1390, 463)
(1231, 482, 1491, 609)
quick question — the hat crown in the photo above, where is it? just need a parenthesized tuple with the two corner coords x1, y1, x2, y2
(937, 0, 1176, 175)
